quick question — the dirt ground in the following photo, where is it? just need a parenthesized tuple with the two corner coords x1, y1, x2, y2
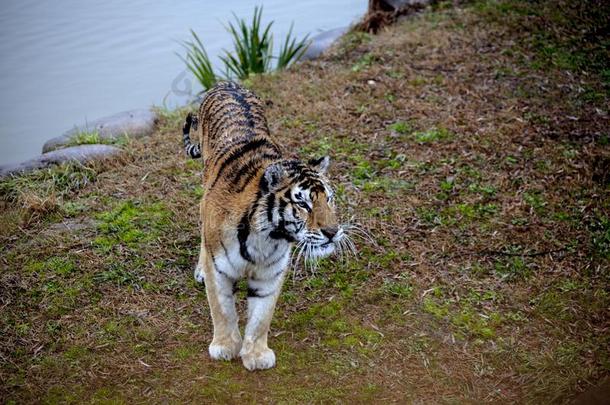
(1, 1, 608, 403)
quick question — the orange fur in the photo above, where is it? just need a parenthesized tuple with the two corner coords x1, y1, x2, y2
(185, 82, 345, 370)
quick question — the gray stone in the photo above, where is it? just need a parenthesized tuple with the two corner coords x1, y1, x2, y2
(301, 26, 350, 61)
(42, 109, 157, 153)
(0, 144, 124, 179)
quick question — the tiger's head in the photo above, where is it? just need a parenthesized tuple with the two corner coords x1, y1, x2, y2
(258, 156, 347, 259)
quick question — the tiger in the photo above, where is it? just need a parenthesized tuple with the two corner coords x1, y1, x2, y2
(182, 81, 351, 371)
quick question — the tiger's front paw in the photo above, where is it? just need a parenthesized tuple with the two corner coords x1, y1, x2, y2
(240, 347, 276, 371)
(209, 339, 241, 361)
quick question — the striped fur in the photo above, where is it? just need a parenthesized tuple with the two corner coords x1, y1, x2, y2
(182, 113, 201, 158)
(184, 82, 349, 371)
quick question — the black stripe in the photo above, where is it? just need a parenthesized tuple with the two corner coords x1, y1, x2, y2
(266, 193, 275, 222)
(182, 113, 202, 159)
(182, 112, 192, 135)
(186, 144, 201, 159)
(278, 197, 288, 215)
(215, 268, 234, 281)
(237, 192, 262, 264)
(209, 246, 234, 282)
(232, 153, 281, 191)
(211, 107, 255, 141)
(209, 139, 280, 190)
(269, 228, 296, 242)
(230, 87, 255, 128)
(237, 212, 254, 263)
(247, 287, 273, 298)
(207, 95, 231, 119)
(210, 136, 250, 167)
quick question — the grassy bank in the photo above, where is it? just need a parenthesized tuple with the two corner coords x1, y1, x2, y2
(1, 1, 608, 403)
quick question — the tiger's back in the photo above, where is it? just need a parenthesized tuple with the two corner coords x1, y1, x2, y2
(195, 81, 282, 191)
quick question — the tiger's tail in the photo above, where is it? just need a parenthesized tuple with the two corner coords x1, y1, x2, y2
(182, 112, 202, 159)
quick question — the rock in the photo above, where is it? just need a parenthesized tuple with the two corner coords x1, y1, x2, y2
(0, 144, 124, 179)
(357, 0, 433, 33)
(301, 27, 350, 61)
(42, 109, 157, 153)
(384, 0, 431, 10)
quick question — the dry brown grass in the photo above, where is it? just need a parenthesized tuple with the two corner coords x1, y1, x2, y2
(1, 1, 608, 403)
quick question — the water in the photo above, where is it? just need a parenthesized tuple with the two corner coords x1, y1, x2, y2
(0, 0, 367, 165)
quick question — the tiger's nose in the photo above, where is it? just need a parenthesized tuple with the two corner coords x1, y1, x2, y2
(321, 226, 339, 240)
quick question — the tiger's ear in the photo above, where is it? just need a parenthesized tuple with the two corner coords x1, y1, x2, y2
(308, 156, 330, 174)
(261, 162, 286, 192)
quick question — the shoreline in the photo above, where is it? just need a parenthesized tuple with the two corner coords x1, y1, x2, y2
(0, 25, 354, 179)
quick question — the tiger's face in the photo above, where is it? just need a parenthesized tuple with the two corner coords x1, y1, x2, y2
(288, 181, 343, 258)
(261, 156, 345, 259)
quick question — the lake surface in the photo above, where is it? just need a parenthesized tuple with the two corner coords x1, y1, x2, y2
(0, 0, 367, 165)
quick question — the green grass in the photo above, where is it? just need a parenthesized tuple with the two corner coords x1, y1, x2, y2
(387, 121, 412, 135)
(381, 274, 413, 298)
(589, 213, 610, 259)
(423, 291, 504, 340)
(181, 6, 310, 87)
(281, 299, 382, 351)
(26, 257, 76, 277)
(413, 127, 453, 143)
(96, 200, 170, 240)
(180, 29, 218, 90)
(0, 163, 97, 218)
(523, 190, 547, 213)
(67, 130, 104, 146)
(351, 53, 376, 72)
(338, 31, 372, 54)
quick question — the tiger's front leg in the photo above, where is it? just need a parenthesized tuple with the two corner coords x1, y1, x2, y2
(240, 262, 288, 371)
(202, 249, 242, 361)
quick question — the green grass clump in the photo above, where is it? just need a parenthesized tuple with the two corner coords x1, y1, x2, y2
(283, 299, 381, 350)
(422, 297, 449, 319)
(220, 6, 273, 80)
(494, 256, 531, 281)
(361, 177, 413, 194)
(381, 274, 413, 298)
(29, 257, 76, 277)
(66, 130, 129, 147)
(423, 292, 503, 340)
(93, 200, 171, 253)
(180, 6, 310, 88)
(523, 190, 547, 213)
(68, 131, 103, 146)
(589, 213, 610, 259)
(351, 53, 376, 72)
(413, 127, 452, 143)
(451, 306, 501, 340)
(387, 121, 412, 135)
